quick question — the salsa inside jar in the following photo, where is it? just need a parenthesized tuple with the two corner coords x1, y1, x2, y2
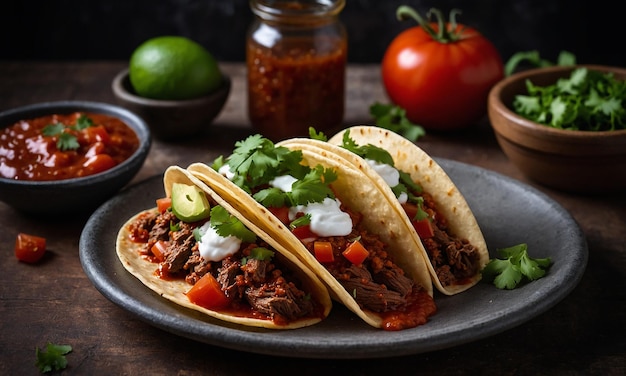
(0, 112, 139, 181)
(247, 36, 347, 140)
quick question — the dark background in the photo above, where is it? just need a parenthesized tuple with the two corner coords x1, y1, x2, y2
(1, 0, 623, 66)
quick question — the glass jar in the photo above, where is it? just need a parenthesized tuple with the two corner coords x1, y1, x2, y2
(246, 0, 347, 140)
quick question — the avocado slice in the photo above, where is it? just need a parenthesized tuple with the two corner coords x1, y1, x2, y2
(171, 183, 211, 222)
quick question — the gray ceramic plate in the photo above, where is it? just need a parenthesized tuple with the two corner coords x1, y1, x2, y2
(79, 159, 588, 359)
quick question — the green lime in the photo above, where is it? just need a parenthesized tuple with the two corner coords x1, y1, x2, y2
(129, 36, 222, 100)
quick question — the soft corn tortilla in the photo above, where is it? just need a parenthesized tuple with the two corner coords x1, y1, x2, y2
(116, 166, 332, 330)
(187, 148, 434, 329)
(312, 126, 489, 295)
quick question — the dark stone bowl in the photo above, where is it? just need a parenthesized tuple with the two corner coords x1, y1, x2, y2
(0, 101, 151, 216)
(112, 68, 230, 140)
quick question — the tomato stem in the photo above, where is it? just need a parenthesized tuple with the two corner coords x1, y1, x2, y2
(396, 6, 464, 43)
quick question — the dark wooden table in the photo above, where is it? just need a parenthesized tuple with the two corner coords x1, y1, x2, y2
(1, 62, 624, 375)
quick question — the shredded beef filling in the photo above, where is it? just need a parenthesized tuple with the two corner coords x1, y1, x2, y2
(305, 208, 417, 313)
(417, 192, 480, 287)
(130, 209, 316, 322)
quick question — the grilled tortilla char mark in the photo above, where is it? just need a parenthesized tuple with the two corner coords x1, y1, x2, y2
(128, 207, 317, 323)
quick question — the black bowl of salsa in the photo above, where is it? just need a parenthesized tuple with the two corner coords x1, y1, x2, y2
(0, 101, 151, 216)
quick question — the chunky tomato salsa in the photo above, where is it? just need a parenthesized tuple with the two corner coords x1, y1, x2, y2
(0, 112, 139, 181)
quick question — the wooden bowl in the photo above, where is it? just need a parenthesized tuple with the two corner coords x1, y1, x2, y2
(488, 65, 626, 194)
(112, 69, 230, 140)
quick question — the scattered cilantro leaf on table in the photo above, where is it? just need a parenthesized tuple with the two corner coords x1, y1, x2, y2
(35, 343, 72, 373)
(482, 243, 551, 289)
(369, 102, 426, 142)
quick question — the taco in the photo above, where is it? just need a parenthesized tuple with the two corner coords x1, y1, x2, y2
(308, 125, 488, 295)
(116, 165, 332, 329)
(187, 134, 436, 331)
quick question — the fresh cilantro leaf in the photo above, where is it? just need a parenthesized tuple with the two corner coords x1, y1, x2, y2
(42, 123, 65, 137)
(369, 102, 426, 142)
(74, 114, 94, 130)
(193, 227, 203, 242)
(482, 243, 552, 289)
(253, 187, 290, 208)
(290, 213, 311, 229)
(40, 114, 96, 151)
(209, 206, 257, 243)
(169, 221, 180, 232)
(211, 155, 226, 171)
(35, 343, 72, 373)
(308, 127, 328, 141)
(249, 247, 274, 261)
(398, 170, 422, 194)
(341, 130, 395, 165)
(57, 132, 80, 150)
(226, 135, 308, 189)
(289, 166, 336, 205)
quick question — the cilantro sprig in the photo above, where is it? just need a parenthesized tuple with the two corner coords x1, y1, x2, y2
(216, 135, 338, 207)
(337, 130, 427, 219)
(35, 343, 72, 373)
(209, 206, 257, 243)
(41, 114, 95, 151)
(482, 243, 552, 290)
(369, 102, 426, 142)
(513, 67, 626, 131)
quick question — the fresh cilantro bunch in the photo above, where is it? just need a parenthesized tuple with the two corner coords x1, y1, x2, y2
(513, 67, 626, 131)
(482, 243, 551, 290)
(35, 343, 72, 373)
(369, 102, 426, 142)
(213, 135, 338, 208)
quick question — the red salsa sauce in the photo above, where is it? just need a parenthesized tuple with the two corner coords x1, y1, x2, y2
(0, 112, 139, 181)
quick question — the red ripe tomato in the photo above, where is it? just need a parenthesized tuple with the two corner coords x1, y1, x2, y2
(382, 6, 504, 131)
(15, 233, 47, 263)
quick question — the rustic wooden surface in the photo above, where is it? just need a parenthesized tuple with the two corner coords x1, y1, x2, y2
(0, 62, 624, 375)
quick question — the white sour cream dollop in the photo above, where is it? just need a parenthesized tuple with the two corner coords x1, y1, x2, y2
(269, 174, 352, 237)
(218, 164, 235, 180)
(197, 221, 241, 261)
(289, 198, 352, 237)
(366, 159, 408, 204)
(269, 175, 298, 192)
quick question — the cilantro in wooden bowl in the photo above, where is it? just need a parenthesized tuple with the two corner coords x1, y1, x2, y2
(488, 64, 626, 194)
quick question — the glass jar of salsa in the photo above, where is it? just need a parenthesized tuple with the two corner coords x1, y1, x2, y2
(247, 0, 347, 140)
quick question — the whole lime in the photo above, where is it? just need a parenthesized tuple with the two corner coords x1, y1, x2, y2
(129, 36, 222, 100)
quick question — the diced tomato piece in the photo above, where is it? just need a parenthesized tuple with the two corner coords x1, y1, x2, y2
(413, 218, 435, 239)
(186, 273, 230, 310)
(82, 154, 116, 175)
(156, 197, 172, 213)
(313, 241, 334, 263)
(268, 206, 290, 224)
(83, 125, 111, 145)
(291, 224, 317, 240)
(342, 240, 369, 265)
(15, 233, 46, 263)
(401, 202, 419, 219)
(150, 240, 168, 262)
